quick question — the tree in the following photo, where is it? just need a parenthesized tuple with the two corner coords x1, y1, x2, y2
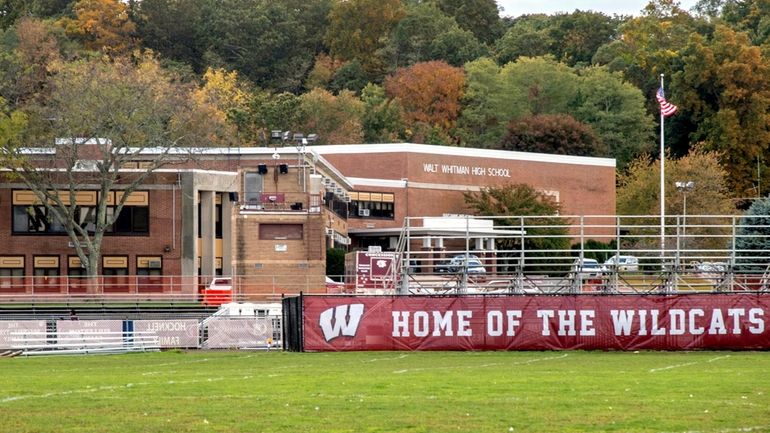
(62, 0, 137, 54)
(463, 183, 570, 274)
(500, 113, 607, 157)
(496, 11, 621, 67)
(361, 83, 404, 143)
(455, 57, 528, 148)
(296, 88, 365, 144)
(328, 60, 371, 95)
(191, 67, 252, 142)
(735, 196, 770, 272)
(130, 0, 209, 72)
(0, 0, 70, 30)
(383, 61, 465, 134)
(456, 56, 579, 147)
(203, 0, 331, 92)
(504, 56, 579, 115)
(383, 3, 486, 69)
(431, 0, 503, 45)
(616, 146, 736, 250)
(495, 14, 554, 64)
(571, 67, 655, 169)
(246, 91, 302, 144)
(325, 0, 404, 75)
(675, 25, 770, 194)
(305, 54, 345, 90)
(0, 55, 231, 277)
(0, 17, 63, 108)
(548, 11, 622, 66)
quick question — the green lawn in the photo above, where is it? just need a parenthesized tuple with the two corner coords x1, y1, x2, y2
(2, 350, 770, 432)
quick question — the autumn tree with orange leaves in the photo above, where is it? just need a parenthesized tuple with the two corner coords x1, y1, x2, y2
(63, 0, 136, 54)
(384, 61, 465, 143)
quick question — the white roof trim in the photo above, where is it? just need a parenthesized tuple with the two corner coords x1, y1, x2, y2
(311, 143, 616, 167)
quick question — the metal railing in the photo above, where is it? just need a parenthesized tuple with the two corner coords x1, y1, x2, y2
(393, 214, 770, 295)
(0, 274, 327, 304)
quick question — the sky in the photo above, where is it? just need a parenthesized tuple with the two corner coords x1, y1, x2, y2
(497, 0, 700, 17)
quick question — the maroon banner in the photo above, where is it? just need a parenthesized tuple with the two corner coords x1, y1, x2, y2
(302, 294, 770, 351)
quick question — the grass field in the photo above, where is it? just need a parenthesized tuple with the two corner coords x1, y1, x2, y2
(2, 350, 770, 433)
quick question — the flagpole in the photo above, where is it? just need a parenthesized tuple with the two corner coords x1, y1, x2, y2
(660, 73, 665, 260)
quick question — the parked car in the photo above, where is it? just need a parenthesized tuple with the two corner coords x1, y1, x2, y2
(602, 255, 639, 272)
(695, 261, 727, 274)
(435, 254, 486, 274)
(572, 258, 602, 278)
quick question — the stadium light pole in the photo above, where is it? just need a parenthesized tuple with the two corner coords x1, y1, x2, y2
(676, 181, 695, 251)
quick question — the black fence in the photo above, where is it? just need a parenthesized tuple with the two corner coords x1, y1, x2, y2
(282, 294, 303, 352)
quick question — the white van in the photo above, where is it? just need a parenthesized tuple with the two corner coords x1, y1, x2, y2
(603, 255, 639, 272)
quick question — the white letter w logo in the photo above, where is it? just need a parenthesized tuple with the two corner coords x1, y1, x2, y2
(319, 304, 365, 342)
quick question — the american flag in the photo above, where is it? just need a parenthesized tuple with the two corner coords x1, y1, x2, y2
(656, 87, 678, 117)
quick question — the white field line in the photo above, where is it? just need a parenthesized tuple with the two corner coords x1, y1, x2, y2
(649, 355, 731, 373)
(662, 424, 770, 433)
(364, 354, 409, 363)
(0, 377, 226, 405)
(393, 353, 568, 374)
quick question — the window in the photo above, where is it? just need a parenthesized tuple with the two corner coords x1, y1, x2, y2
(12, 190, 149, 235)
(12, 205, 67, 233)
(33, 256, 60, 277)
(350, 191, 395, 220)
(0, 256, 25, 292)
(101, 256, 128, 275)
(137, 256, 162, 276)
(111, 206, 149, 234)
(244, 172, 263, 203)
(67, 256, 86, 277)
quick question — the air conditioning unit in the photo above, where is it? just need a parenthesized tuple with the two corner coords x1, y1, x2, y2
(344, 195, 351, 203)
(325, 228, 334, 236)
(148, 260, 162, 269)
(358, 208, 370, 217)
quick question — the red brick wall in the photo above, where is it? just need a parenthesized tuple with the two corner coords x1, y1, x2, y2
(0, 187, 181, 275)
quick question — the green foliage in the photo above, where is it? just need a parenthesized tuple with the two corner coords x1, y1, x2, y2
(571, 67, 655, 169)
(495, 11, 621, 66)
(328, 60, 370, 95)
(675, 24, 770, 195)
(204, 0, 330, 92)
(247, 91, 301, 139)
(571, 239, 617, 262)
(361, 83, 404, 142)
(383, 2, 487, 69)
(325, 0, 404, 76)
(464, 183, 570, 273)
(325, 247, 346, 277)
(495, 14, 554, 64)
(432, 0, 503, 45)
(456, 57, 527, 148)
(0, 0, 71, 30)
(296, 88, 364, 144)
(131, 0, 210, 73)
(617, 146, 736, 251)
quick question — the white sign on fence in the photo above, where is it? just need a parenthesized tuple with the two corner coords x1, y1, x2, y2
(0, 321, 47, 349)
(205, 318, 273, 349)
(56, 320, 123, 347)
(134, 319, 200, 348)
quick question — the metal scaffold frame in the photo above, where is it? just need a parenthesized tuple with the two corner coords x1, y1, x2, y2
(391, 214, 770, 295)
